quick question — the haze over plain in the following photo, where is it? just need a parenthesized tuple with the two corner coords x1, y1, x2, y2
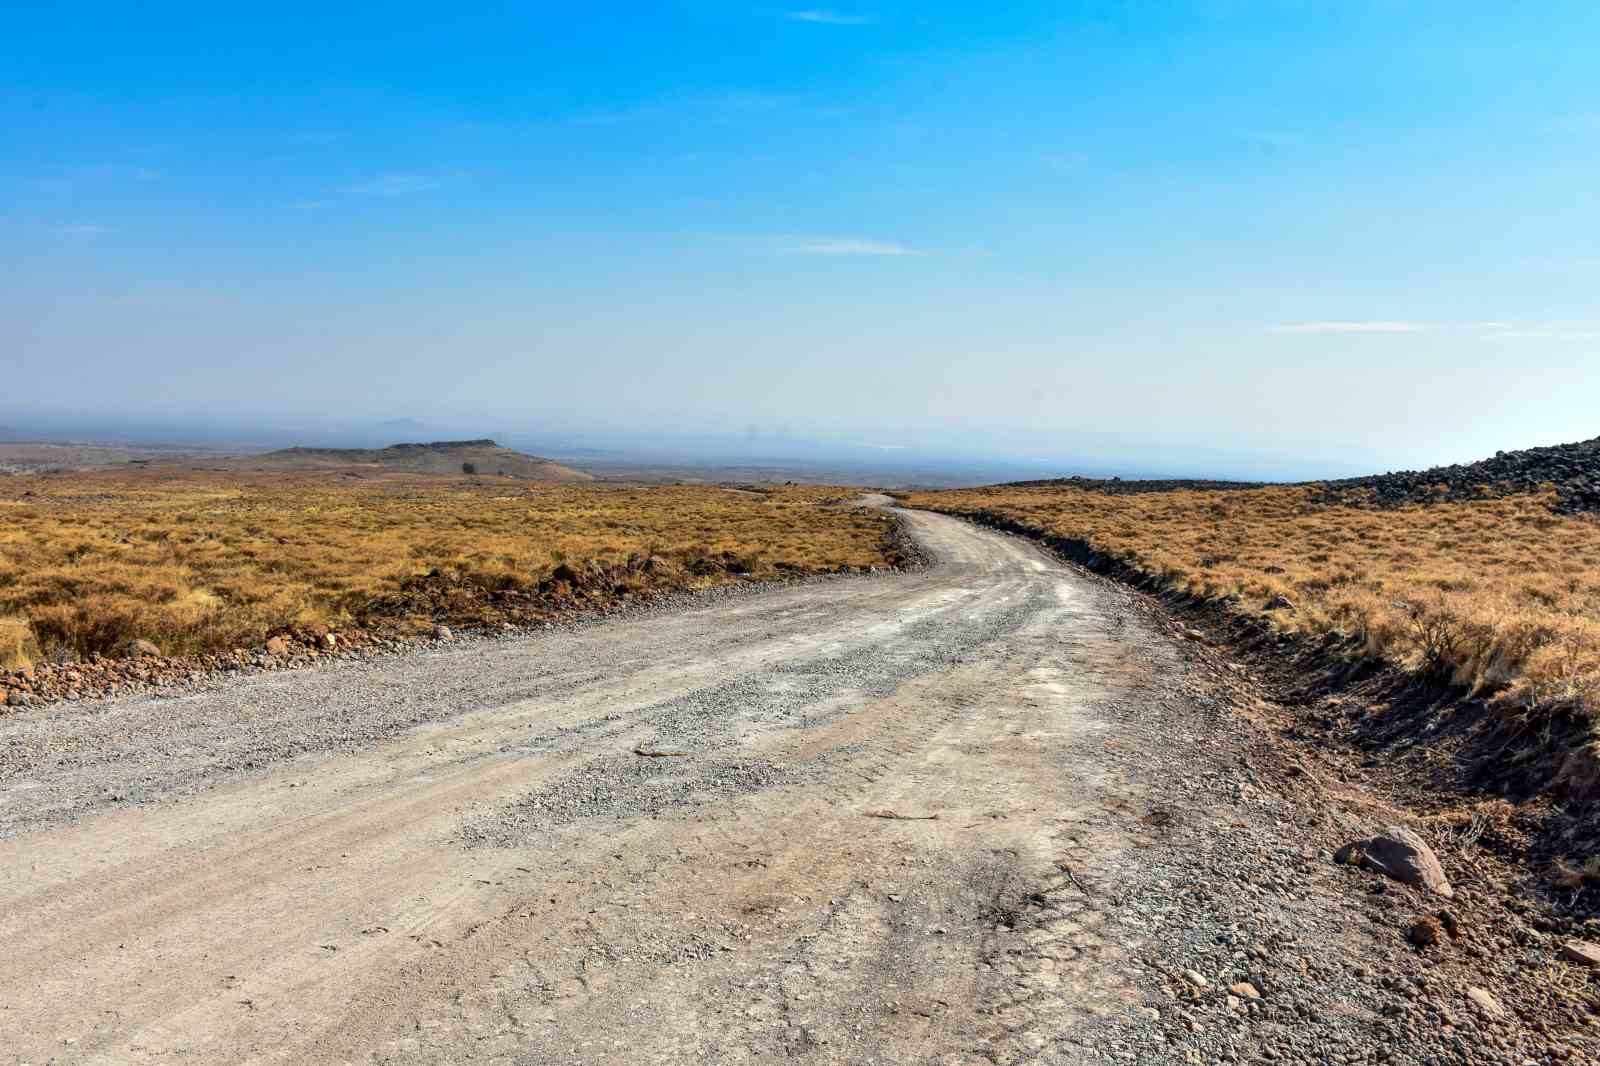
(6, 2, 1599, 476)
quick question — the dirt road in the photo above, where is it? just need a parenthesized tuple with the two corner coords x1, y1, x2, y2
(0, 507, 1552, 1064)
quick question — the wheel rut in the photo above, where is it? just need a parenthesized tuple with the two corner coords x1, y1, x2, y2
(0, 508, 1223, 1064)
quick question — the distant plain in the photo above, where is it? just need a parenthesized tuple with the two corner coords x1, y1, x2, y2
(0, 463, 901, 669)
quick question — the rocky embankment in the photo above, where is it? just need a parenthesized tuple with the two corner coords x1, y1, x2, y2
(2, 628, 447, 709)
(1317, 436, 1600, 513)
(0, 552, 917, 711)
(999, 435, 1600, 515)
(1078, 606, 1600, 1066)
(1007, 474, 1266, 494)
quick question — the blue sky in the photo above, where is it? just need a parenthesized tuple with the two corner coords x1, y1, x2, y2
(5, 2, 1599, 474)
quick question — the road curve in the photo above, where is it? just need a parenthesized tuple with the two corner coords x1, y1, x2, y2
(0, 508, 1188, 1064)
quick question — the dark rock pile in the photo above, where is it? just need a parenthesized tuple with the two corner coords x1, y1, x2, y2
(1008, 475, 1266, 495)
(1, 546, 921, 711)
(1315, 436, 1600, 513)
(1, 631, 388, 708)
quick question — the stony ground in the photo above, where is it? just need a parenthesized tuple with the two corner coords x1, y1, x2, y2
(1001, 434, 1600, 514)
(1317, 435, 1600, 513)
(0, 506, 1595, 1064)
(1055, 614, 1600, 1066)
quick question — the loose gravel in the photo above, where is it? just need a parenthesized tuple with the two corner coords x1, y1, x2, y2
(463, 581, 1048, 846)
(2, 507, 1595, 1065)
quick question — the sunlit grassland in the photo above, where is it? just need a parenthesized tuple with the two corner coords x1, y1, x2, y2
(0, 472, 895, 666)
(906, 484, 1600, 714)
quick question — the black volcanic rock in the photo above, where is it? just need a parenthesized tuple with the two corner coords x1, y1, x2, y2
(1006, 475, 1265, 495)
(1316, 436, 1600, 514)
(1003, 437, 1600, 515)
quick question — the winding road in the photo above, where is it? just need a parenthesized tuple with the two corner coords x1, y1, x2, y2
(0, 506, 1200, 1064)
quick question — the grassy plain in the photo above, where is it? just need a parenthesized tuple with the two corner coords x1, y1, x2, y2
(906, 484, 1600, 714)
(0, 471, 897, 668)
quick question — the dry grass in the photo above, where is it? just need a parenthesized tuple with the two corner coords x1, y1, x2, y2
(906, 484, 1600, 714)
(0, 471, 896, 667)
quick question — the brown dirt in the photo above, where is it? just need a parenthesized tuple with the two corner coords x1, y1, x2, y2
(2, 508, 1596, 1063)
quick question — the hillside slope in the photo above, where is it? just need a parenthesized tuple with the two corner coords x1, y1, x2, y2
(908, 439, 1600, 718)
(242, 439, 593, 481)
(991, 436, 1600, 513)
(1319, 435, 1600, 513)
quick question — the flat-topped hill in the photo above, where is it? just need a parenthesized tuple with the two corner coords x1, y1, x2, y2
(245, 439, 593, 481)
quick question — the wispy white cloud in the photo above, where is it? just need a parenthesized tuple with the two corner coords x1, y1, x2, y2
(1269, 321, 1426, 334)
(54, 223, 114, 236)
(1459, 319, 1600, 340)
(1268, 320, 1600, 341)
(787, 237, 920, 256)
(1236, 129, 1310, 151)
(785, 10, 875, 25)
(1044, 152, 1090, 170)
(1487, 326, 1600, 340)
(347, 173, 441, 196)
(1543, 113, 1600, 135)
(34, 165, 161, 194)
(568, 91, 795, 127)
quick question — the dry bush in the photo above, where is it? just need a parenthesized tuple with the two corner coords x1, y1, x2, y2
(906, 484, 1600, 717)
(1552, 855, 1600, 891)
(0, 617, 38, 671)
(0, 473, 895, 661)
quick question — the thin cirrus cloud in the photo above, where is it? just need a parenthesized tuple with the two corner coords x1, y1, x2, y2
(1487, 326, 1600, 340)
(346, 173, 441, 196)
(788, 237, 920, 256)
(785, 10, 875, 25)
(567, 90, 794, 127)
(1269, 321, 1427, 334)
(1269, 320, 1600, 340)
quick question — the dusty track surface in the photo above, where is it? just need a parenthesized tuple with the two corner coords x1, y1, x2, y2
(3, 507, 1585, 1064)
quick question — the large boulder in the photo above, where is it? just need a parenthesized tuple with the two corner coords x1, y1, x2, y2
(1359, 826, 1454, 899)
(549, 563, 587, 588)
(121, 638, 162, 659)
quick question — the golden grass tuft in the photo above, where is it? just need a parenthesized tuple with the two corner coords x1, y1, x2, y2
(0, 472, 896, 662)
(0, 616, 38, 672)
(905, 484, 1600, 716)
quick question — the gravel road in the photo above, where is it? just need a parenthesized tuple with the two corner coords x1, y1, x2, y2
(1, 506, 1585, 1064)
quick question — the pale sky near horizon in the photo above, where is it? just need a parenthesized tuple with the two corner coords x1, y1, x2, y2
(5, 2, 1599, 474)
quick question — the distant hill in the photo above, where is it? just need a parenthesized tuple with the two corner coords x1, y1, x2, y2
(1002, 475, 1265, 495)
(243, 439, 593, 481)
(989, 436, 1600, 514)
(1317, 436, 1600, 513)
